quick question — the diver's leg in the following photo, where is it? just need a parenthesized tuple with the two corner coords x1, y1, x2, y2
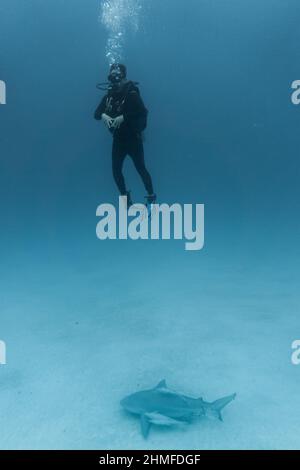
(112, 139, 127, 195)
(129, 137, 154, 196)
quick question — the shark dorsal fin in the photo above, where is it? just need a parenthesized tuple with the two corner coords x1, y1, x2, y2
(155, 379, 167, 389)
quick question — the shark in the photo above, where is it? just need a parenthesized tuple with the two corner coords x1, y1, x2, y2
(120, 380, 236, 438)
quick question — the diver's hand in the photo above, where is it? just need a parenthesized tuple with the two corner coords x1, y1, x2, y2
(101, 113, 114, 128)
(112, 115, 124, 129)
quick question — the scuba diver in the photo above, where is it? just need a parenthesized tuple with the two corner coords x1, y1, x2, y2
(94, 63, 156, 208)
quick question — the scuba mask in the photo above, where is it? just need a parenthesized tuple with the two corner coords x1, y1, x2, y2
(96, 64, 138, 93)
(108, 71, 124, 84)
(106, 68, 125, 93)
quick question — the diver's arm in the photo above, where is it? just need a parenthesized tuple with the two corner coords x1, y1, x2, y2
(94, 96, 107, 120)
(123, 90, 147, 122)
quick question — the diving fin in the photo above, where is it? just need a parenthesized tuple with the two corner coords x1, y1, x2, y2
(144, 194, 157, 220)
(145, 194, 157, 205)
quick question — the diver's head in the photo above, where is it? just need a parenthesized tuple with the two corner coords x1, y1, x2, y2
(108, 63, 127, 91)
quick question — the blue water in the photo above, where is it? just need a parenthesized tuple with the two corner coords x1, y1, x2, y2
(1, 0, 300, 449)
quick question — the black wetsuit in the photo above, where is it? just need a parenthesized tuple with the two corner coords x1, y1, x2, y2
(94, 81, 154, 196)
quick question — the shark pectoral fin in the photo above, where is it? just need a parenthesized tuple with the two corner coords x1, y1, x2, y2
(140, 414, 151, 439)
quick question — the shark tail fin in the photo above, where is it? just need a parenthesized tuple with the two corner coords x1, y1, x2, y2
(210, 393, 236, 421)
